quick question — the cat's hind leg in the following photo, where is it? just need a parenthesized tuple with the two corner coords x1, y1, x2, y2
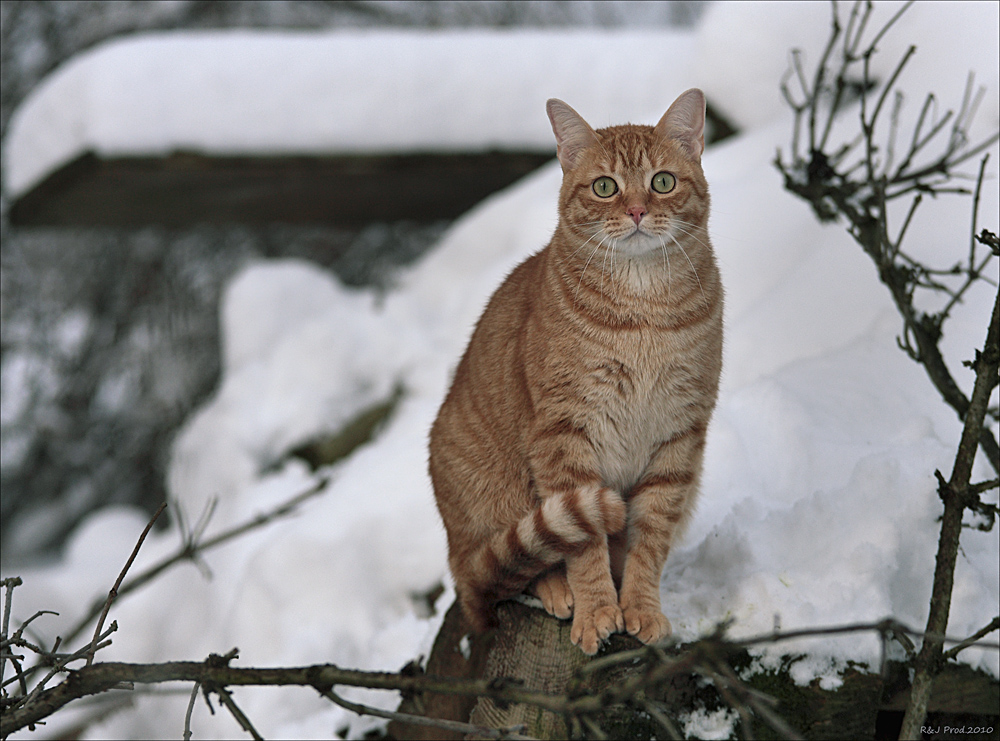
(530, 564, 573, 619)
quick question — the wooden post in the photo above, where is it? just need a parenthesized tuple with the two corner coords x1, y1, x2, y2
(467, 601, 592, 738)
(389, 598, 642, 740)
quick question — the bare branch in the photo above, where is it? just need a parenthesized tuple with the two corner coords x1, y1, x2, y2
(900, 285, 1000, 738)
(61, 474, 330, 649)
(865, 44, 916, 154)
(322, 686, 537, 740)
(866, 0, 914, 52)
(775, 1, 1000, 472)
(10, 622, 118, 715)
(3, 611, 999, 739)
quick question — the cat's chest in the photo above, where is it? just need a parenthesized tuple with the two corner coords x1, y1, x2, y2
(581, 338, 694, 490)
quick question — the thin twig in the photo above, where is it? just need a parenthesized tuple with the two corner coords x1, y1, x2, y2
(210, 685, 263, 741)
(1, 577, 22, 691)
(891, 194, 922, 257)
(704, 656, 803, 741)
(63, 475, 329, 648)
(640, 698, 683, 741)
(969, 153, 988, 266)
(864, 0, 914, 53)
(866, 45, 916, 152)
(942, 616, 1000, 661)
(12, 625, 117, 712)
(969, 478, 999, 496)
(733, 618, 999, 652)
(807, 0, 843, 154)
(183, 682, 200, 741)
(705, 664, 757, 740)
(580, 713, 608, 740)
(87, 502, 167, 667)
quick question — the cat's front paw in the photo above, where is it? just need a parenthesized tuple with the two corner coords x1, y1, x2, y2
(621, 602, 671, 645)
(570, 603, 624, 655)
(531, 569, 573, 619)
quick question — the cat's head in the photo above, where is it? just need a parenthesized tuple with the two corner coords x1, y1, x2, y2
(546, 90, 709, 259)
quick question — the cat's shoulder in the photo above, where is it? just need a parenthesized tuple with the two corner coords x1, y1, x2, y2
(491, 247, 548, 300)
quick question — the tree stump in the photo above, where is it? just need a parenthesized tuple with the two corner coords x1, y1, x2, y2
(389, 598, 643, 740)
(467, 601, 592, 739)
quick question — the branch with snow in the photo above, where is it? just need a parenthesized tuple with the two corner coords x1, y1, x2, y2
(4, 582, 998, 741)
(774, 2, 1000, 737)
(0, 474, 331, 724)
(775, 0, 1000, 473)
(5, 507, 999, 741)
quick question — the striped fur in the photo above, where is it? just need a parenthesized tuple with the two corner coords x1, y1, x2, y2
(430, 89, 723, 654)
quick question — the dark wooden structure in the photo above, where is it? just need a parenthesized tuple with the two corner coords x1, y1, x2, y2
(8, 150, 555, 228)
(6, 100, 744, 229)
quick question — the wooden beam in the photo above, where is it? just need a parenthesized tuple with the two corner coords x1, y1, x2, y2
(9, 150, 554, 228)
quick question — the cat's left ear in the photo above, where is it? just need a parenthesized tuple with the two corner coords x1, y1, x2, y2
(654, 88, 706, 161)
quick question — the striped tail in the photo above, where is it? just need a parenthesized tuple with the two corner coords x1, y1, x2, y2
(457, 484, 626, 630)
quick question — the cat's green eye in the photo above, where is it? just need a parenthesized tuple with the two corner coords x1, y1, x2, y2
(592, 177, 619, 198)
(651, 171, 676, 194)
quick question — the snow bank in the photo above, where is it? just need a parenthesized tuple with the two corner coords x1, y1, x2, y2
(2, 28, 697, 198)
(4, 4, 998, 739)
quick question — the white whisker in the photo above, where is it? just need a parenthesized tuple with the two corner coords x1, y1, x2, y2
(668, 233, 707, 306)
(576, 233, 609, 305)
(611, 237, 618, 284)
(570, 228, 603, 261)
(668, 220, 712, 250)
(658, 235, 672, 305)
(600, 235, 611, 296)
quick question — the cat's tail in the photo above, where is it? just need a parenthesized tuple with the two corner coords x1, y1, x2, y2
(456, 484, 626, 631)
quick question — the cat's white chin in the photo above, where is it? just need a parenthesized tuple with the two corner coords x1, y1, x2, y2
(613, 229, 667, 258)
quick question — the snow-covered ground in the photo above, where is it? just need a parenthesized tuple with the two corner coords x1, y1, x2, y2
(4, 2, 999, 739)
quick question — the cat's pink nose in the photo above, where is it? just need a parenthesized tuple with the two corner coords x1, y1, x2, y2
(626, 205, 647, 225)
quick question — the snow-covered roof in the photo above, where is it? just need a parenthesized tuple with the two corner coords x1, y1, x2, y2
(8, 1, 996, 203)
(2, 29, 697, 199)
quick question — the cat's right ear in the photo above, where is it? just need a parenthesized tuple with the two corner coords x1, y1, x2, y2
(546, 99, 601, 173)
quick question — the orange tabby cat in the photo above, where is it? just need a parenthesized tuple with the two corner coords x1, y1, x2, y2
(429, 89, 723, 655)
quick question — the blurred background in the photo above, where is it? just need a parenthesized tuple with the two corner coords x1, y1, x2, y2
(0, 1, 710, 564)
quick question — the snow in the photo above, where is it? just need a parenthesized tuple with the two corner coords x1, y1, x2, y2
(4, 3, 999, 740)
(681, 706, 739, 740)
(694, 0, 1000, 134)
